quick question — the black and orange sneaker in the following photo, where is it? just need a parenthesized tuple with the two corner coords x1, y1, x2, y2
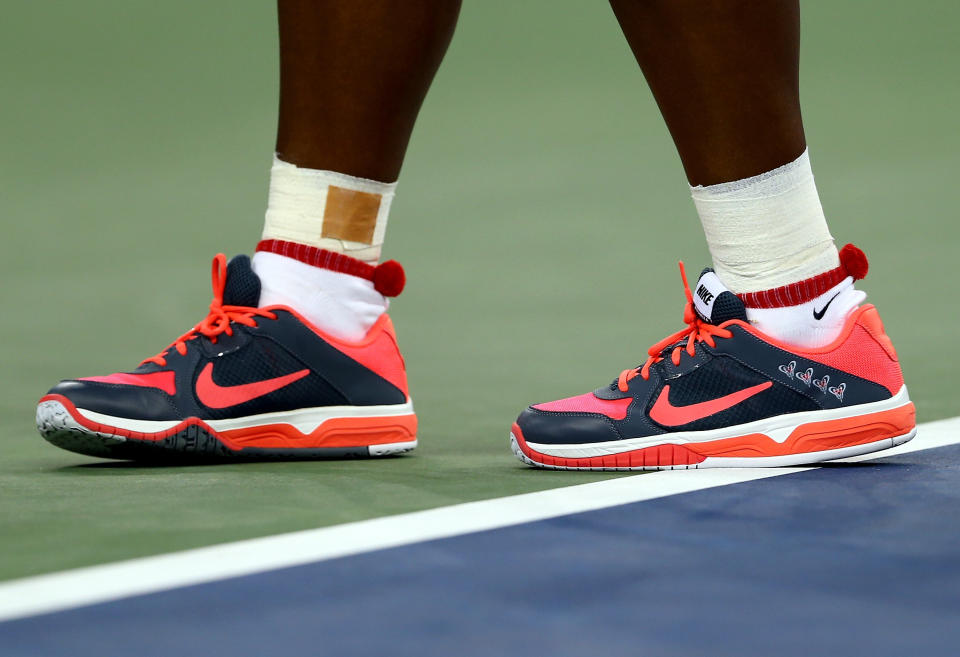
(511, 262, 915, 470)
(36, 254, 416, 461)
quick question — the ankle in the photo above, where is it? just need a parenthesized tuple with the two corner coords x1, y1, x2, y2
(254, 154, 405, 341)
(692, 149, 840, 294)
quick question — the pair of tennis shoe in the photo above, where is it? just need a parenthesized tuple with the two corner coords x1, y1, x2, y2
(37, 247, 914, 468)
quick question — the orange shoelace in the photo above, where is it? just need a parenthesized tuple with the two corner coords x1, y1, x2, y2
(617, 262, 733, 392)
(143, 254, 277, 367)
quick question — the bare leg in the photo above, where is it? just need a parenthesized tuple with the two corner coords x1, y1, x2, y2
(276, 0, 461, 181)
(609, 0, 804, 186)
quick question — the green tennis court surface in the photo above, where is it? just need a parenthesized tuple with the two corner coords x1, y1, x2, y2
(1, 1, 957, 582)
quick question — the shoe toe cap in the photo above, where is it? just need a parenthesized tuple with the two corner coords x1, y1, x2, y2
(514, 405, 621, 446)
(43, 379, 183, 421)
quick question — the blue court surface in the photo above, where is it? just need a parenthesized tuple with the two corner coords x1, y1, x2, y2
(2, 425, 959, 657)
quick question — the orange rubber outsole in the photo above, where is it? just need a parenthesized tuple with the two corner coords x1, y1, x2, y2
(512, 402, 916, 470)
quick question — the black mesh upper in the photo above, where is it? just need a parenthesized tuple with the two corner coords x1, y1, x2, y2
(646, 356, 818, 431)
(196, 336, 350, 418)
(223, 254, 261, 307)
(710, 291, 747, 324)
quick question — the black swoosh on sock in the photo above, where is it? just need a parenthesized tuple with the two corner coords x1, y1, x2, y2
(813, 291, 841, 320)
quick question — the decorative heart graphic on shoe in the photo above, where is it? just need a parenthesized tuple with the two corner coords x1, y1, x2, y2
(796, 368, 814, 387)
(813, 374, 830, 393)
(829, 382, 846, 402)
(778, 361, 797, 378)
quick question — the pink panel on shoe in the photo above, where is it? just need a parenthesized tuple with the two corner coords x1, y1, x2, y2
(81, 371, 177, 396)
(534, 393, 632, 420)
(740, 305, 905, 396)
(803, 323, 904, 394)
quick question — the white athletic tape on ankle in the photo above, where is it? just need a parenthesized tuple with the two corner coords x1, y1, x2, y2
(691, 149, 839, 294)
(262, 155, 396, 265)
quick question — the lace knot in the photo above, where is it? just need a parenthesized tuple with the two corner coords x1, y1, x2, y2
(617, 262, 734, 392)
(144, 254, 277, 366)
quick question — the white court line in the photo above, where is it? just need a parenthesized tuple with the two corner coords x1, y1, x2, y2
(1, 416, 958, 623)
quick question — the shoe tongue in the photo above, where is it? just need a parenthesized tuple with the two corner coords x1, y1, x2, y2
(222, 254, 261, 307)
(692, 268, 748, 324)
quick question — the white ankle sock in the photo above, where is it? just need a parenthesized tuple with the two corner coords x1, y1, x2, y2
(690, 149, 839, 294)
(254, 155, 397, 341)
(252, 251, 386, 341)
(745, 277, 866, 348)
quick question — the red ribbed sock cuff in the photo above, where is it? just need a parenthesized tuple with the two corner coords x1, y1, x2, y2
(256, 239, 406, 297)
(737, 244, 868, 309)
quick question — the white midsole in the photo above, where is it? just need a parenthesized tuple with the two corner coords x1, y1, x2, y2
(526, 386, 911, 459)
(73, 400, 416, 436)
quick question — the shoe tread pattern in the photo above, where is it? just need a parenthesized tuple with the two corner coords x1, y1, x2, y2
(36, 400, 411, 462)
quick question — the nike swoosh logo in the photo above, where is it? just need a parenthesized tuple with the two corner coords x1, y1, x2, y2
(648, 381, 773, 427)
(195, 363, 310, 409)
(813, 291, 841, 320)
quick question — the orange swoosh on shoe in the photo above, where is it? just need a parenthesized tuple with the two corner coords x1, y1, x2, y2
(195, 363, 310, 409)
(649, 381, 773, 427)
